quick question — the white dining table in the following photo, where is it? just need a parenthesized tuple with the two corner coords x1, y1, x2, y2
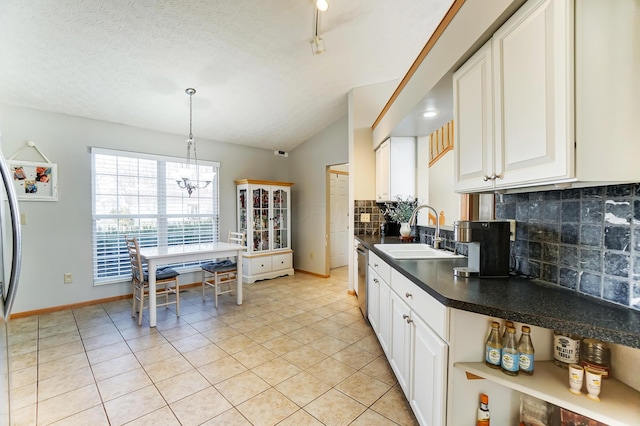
(139, 242, 246, 327)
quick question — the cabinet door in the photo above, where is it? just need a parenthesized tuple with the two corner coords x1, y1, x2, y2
(453, 40, 494, 192)
(375, 140, 390, 202)
(411, 314, 447, 426)
(390, 291, 412, 398)
(270, 186, 290, 250)
(249, 185, 271, 253)
(367, 267, 380, 333)
(378, 277, 391, 356)
(388, 137, 416, 200)
(492, 0, 573, 187)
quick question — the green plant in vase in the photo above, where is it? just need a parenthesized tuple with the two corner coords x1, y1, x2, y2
(384, 196, 418, 236)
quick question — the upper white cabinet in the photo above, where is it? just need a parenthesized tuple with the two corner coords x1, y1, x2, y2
(376, 137, 416, 202)
(454, 0, 573, 192)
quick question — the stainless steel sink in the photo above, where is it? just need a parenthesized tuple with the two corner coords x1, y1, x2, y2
(374, 244, 464, 260)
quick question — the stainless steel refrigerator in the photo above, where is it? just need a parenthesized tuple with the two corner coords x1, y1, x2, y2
(0, 140, 23, 425)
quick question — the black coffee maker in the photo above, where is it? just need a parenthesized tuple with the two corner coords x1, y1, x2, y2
(453, 220, 511, 278)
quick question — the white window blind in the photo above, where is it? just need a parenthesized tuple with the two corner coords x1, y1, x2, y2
(91, 148, 220, 285)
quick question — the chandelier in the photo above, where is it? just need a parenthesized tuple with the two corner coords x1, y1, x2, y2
(175, 88, 214, 196)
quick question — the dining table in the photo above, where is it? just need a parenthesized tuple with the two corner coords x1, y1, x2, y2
(139, 241, 246, 327)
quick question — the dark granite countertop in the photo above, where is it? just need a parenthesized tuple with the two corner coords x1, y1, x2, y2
(356, 235, 640, 349)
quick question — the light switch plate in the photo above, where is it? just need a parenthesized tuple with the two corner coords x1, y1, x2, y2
(508, 220, 516, 241)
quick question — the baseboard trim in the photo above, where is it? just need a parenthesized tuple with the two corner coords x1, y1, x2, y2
(294, 269, 330, 278)
(9, 281, 203, 319)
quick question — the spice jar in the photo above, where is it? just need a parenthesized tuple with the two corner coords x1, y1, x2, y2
(580, 338, 611, 379)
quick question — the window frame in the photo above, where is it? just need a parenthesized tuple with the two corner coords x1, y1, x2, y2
(91, 147, 220, 285)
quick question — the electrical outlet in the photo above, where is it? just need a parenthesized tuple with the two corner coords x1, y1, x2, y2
(360, 213, 370, 223)
(64, 273, 73, 284)
(20, 213, 27, 225)
(309, 252, 314, 260)
(508, 220, 516, 241)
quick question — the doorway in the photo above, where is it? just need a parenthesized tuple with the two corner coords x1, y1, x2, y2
(327, 164, 349, 270)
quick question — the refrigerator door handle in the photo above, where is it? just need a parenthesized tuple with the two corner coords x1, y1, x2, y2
(0, 154, 21, 320)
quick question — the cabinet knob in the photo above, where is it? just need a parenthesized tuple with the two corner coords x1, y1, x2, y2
(374, 263, 379, 267)
(373, 278, 379, 284)
(490, 173, 502, 180)
(405, 292, 412, 299)
(483, 175, 491, 181)
(406, 318, 413, 324)
(403, 314, 409, 320)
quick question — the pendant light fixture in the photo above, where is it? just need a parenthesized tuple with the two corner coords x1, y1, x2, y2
(310, 1, 327, 55)
(175, 88, 214, 196)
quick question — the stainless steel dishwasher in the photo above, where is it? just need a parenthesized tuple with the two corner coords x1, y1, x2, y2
(356, 241, 368, 320)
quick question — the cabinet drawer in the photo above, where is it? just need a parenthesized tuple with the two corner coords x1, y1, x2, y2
(244, 256, 272, 275)
(272, 252, 292, 271)
(369, 252, 391, 283)
(391, 269, 448, 341)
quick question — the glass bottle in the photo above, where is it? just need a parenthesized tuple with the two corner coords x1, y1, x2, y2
(553, 330, 580, 368)
(477, 393, 490, 426)
(518, 325, 535, 375)
(501, 326, 519, 376)
(502, 320, 514, 343)
(485, 321, 502, 369)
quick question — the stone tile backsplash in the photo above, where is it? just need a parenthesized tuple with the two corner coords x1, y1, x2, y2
(495, 183, 640, 311)
(354, 200, 384, 236)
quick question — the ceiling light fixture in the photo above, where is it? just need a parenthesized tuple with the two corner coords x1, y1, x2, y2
(310, 4, 326, 55)
(421, 110, 440, 118)
(175, 88, 214, 197)
(316, 0, 329, 12)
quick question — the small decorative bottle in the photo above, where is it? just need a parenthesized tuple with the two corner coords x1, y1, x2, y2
(553, 330, 580, 368)
(518, 326, 535, 375)
(477, 393, 490, 426)
(485, 321, 502, 369)
(501, 326, 519, 376)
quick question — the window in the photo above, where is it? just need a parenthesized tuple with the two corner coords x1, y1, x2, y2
(91, 148, 220, 285)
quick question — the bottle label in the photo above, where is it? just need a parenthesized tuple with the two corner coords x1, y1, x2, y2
(486, 346, 501, 366)
(501, 351, 518, 372)
(519, 353, 534, 372)
(554, 335, 579, 364)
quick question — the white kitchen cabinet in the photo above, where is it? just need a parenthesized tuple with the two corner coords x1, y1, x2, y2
(368, 252, 391, 356)
(391, 270, 448, 426)
(236, 179, 294, 283)
(390, 290, 412, 395)
(370, 256, 449, 426)
(375, 137, 416, 202)
(412, 313, 447, 426)
(455, 0, 640, 193)
(454, 0, 573, 192)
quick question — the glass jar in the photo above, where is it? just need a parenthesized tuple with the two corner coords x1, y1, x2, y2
(553, 330, 580, 368)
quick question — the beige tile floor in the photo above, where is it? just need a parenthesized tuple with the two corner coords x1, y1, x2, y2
(7, 267, 418, 425)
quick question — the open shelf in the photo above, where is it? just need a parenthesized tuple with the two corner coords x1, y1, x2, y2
(455, 361, 640, 425)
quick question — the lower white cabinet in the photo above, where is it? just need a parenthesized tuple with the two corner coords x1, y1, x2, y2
(242, 251, 293, 283)
(412, 313, 447, 426)
(370, 255, 448, 426)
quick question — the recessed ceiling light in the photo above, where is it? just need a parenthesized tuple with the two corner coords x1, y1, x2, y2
(421, 110, 439, 118)
(316, 0, 329, 12)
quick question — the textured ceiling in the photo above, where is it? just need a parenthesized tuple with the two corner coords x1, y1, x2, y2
(0, 0, 453, 151)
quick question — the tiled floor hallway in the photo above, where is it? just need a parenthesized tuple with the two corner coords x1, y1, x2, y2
(8, 267, 418, 425)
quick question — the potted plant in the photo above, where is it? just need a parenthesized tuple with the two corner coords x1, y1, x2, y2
(383, 196, 418, 236)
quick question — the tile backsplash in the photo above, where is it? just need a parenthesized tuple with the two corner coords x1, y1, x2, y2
(354, 200, 384, 235)
(495, 183, 640, 311)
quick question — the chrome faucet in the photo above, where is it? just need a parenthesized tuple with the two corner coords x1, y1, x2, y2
(408, 204, 442, 249)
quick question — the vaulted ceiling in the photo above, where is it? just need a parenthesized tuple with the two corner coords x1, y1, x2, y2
(0, 0, 453, 151)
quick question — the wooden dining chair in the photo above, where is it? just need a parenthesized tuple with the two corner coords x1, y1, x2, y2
(201, 231, 246, 307)
(125, 236, 180, 325)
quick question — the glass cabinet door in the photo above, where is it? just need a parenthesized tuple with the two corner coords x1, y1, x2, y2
(272, 188, 289, 250)
(251, 186, 270, 252)
(238, 187, 248, 238)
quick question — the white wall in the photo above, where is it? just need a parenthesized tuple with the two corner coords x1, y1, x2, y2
(289, 116, 348, 277)
(0, 104, 287, 313)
